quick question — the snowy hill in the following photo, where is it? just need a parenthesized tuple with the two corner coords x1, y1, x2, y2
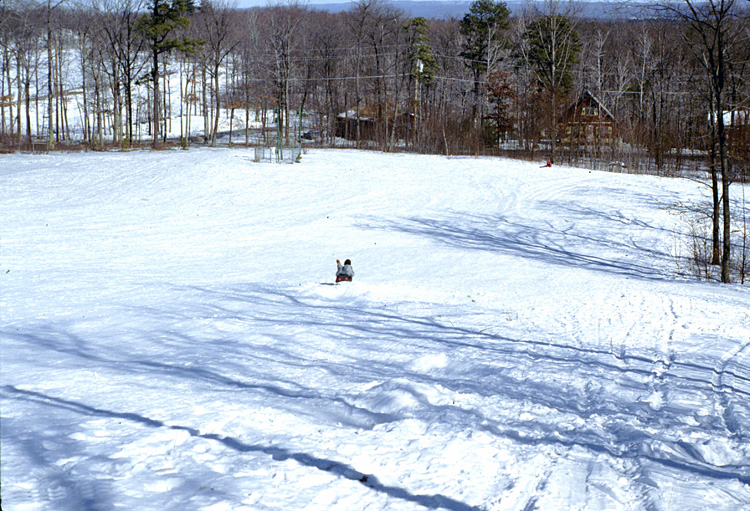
(2, 149, 749, 511)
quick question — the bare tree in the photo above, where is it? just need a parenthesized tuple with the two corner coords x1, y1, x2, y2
(0, 0, 17, 138)
(92, 0, 147, 145)
(262, 1, 306, 145)
(661, 0, 745, 282)
(45, 0, 66, 148)
(194, 0, 239, 146)
(347, 0, 375, 147)
(1, 5, 43, 145)
(360, 0, 404, 150)
(307, 10, 345, 144)
(516, 0, 581, 162)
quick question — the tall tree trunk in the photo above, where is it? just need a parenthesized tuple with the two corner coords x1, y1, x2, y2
(113, 61, 121, 145)
(202, 65, 209, 140)
(47, 0, 54, 148)
(164, 60, 170, 142)
(35, 56, 41, 137)
(718, 86, 731, 282)
(95, 69, 102, 146)
(80, 43, 89, 144)
(151, 15, 160, 146)
(1, 49, 8, 136)
(716, 27, 730, 283)
(24, 67, 32, 144)
(15, 54, 21, 143)
(708, 85, 721, 265)
(57, 38, 69, 141)
(212, 63, 220, 146)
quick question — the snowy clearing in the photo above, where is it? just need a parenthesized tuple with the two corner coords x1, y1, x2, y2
(1, 148, 749, 511)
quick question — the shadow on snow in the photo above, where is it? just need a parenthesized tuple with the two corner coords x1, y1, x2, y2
(3, 280, 749, 498)
(2, 385, 483, 511)
(357, 210, 675, 281)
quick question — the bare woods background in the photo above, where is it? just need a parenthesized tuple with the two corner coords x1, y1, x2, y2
(1, 0, 748, 178)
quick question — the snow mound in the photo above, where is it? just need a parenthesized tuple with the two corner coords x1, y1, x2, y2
(350, 379, 453, 417)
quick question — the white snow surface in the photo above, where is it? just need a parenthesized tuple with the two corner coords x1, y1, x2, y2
(2, 148, 749, 511)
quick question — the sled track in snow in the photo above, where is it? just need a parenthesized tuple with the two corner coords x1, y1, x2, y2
(713, 339, 750, 439)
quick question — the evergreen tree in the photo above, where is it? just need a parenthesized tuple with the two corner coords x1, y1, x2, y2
(404, 16, 438, 150)
(136, 0, 202, 145)
(404, 17, 438, 89)
(519, 14, 580, 160)
(521, 15, 579, 95)
(459, 0, 510, 119)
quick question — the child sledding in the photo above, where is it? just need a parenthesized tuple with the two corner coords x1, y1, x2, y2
(335, 259, 354, 283)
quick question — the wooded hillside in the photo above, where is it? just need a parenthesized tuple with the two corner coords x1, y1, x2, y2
(1, 0, 748, 177)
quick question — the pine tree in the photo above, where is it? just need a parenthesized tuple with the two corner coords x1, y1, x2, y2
(404, 17, 438, 150)
(136, 0, 202, 145)
(519, 14, 580, 160)
(404, 17, 437, 89)
(521, 15, 579, 96)
(459, 0, 510, 120)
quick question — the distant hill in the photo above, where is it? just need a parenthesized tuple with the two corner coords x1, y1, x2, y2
(309, 1, 645, 20)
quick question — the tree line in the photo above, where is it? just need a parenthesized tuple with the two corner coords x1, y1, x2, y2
(2, 0, 748, 156)
(1, 0, 748, 279)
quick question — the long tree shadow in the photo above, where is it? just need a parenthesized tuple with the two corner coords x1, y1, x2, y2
(5, 281, 749, 496)
(358, 211, 672, 280)
(184, 284, 750, 484)
(2, 386, 484, 511)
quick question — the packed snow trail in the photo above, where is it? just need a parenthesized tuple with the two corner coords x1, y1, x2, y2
(2, 149, 749, 511)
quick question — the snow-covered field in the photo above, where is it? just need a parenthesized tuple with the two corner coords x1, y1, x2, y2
(2, 148, 749, 511)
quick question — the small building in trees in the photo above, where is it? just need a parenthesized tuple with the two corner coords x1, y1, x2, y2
(334, 105, 413, 143)
(559, 90, 616, 146)
(335, 109, 377, 141)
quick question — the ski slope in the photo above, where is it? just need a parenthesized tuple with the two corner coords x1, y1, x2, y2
(2, 148, 749, 511)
